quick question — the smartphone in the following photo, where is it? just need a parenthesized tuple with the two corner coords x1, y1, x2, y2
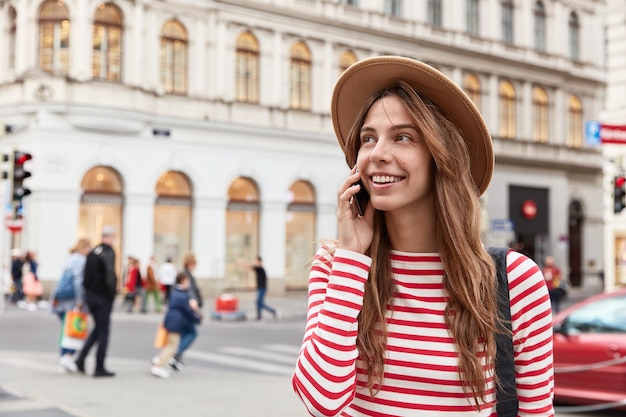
(353, 180, 370, 217)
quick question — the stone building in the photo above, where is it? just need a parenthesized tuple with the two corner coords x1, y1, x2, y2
(0, 0, 606, 296)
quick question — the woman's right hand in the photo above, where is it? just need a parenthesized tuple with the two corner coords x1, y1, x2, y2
(337, 169, 374, 254)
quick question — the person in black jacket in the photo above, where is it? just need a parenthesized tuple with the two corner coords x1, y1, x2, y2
(75, 226, 118, 377)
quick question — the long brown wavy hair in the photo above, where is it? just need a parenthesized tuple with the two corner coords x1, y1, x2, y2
(342, 81, 501, 408)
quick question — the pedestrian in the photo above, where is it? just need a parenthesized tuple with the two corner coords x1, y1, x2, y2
(123, 256, 143, 313)
(542, 255, 564, 313)
(251, 256, 278, 321)
(22, 251, 43, 311)
(50, 238, 91, 372)
(157, 257, 177, 304)
(150, 272, 202, 379)
(75, 225, 118, 377)
(9, 248, 23, 305)
(142, 255, 162, 313)
(170, 253, 203, 371)
(292, 56, 554, 416)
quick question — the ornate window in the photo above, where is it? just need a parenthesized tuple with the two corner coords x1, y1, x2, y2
(160, 20, 188, 95)
(38, 0, 70, 74)
(338, 50, 357, 76)
(532, 87, 549, 142)
(466, 0, 479, 36)
(534, 1, 546, 52)
(501, 0, 514, 44)
(463, 74, 481, 110)
(567, 95, 583, 147)
(428, 0, 442, 27)
(93, 3, 123, 81)
(289, 41, 312, 111)
(499, 81, 516, 139)
(235, 32, 259, 103)
(569, 12, 580, 61)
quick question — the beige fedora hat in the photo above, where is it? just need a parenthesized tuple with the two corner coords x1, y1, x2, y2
(331, 55, 493, 195)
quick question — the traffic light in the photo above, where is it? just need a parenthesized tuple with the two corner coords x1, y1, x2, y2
(614, 175, 626, 214)
(1, 153, 9, 180)
(11, 150, 32, 204)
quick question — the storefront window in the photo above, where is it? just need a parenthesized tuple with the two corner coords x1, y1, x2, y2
(614, 236, 626, 286)
(79, 166, 123, 284)
(285, 181, 316, 289)
(226, 177, 259, 289)
(153, 171, 192, 268)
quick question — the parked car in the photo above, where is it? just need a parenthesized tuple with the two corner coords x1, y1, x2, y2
(552, 287, 626, 411)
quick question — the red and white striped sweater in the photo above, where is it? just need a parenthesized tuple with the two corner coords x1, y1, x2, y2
(292, 248, 554, 417)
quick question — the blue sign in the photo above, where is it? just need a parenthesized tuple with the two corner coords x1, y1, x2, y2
(491, 219, 514, 232)
(585, 120, 601, 146)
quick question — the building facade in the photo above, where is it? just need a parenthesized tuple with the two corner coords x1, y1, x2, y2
(602, 0, 626, 291)
(0, 0, 606, 296)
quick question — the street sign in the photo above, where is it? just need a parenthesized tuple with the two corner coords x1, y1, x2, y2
(585, 120, 601, 146)
(491, 218, 514, 232)
(600, 124, 626, 144)
(5, 215, 23, 233)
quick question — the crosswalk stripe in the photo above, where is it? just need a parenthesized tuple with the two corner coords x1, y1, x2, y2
(218, 346, 297, 365)
(185, 348, 296, 375)
(263, 344, 302, 355)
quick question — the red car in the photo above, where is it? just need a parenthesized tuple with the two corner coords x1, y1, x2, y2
(552, 287, 626, 411)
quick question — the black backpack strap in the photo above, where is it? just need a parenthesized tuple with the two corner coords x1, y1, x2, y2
(487, 247, 519, 417)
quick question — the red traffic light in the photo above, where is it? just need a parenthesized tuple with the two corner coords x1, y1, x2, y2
(14, 152, 32, 165)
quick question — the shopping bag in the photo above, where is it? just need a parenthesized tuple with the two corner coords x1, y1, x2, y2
(64, 310, 88, 339)
(153, 323, 169, 348)
(22, 272, 43, 297)
(60, 311, 88, 350)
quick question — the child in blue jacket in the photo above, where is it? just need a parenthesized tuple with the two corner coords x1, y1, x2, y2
(150, 272, 202, 378)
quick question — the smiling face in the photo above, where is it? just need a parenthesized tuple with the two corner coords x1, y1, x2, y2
(355, 93, 435, 217)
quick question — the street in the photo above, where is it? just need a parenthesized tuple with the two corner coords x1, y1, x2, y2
(0, 290, 622, 417)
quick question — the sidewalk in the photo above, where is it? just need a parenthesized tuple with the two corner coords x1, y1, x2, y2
(0, 350, 309, 417)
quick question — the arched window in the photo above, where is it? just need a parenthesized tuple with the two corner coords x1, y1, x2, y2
(235, 32, 259, 103)
(38, 0, 70, 74)
(463, 74, 481, 109)
(338, 50, 357, 76)
(466, 0, 479, 36)
(532, 87, 549, 142)
(93, 3, 123, 81)
(160, 20, 188, 94)
(226, 177, 260, 289)
(285, 181, 316, 289)
(80, 166, 123, 282)
(9, 7, 16, 72)
(153, 171, 192, 268)
(501, 0, 514, 44)
(534, 1, 546, 52)
(290, 42, 311, 110)
(567, 95, 583, 147)
(569, 12, 580, 61)
(499, 81, 516, 139)
(428, 0, 442, 27)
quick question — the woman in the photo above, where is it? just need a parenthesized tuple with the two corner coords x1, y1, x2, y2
(22, 251, 42, 311)
(50, 238, 91, 372)
(292, 56, 554, 416)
